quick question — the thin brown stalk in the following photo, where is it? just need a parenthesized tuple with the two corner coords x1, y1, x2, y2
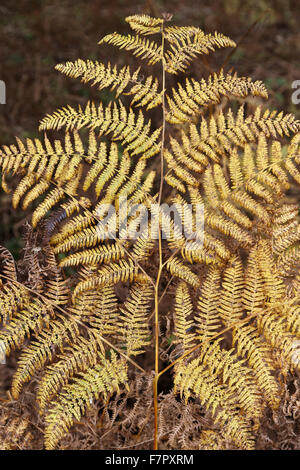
(153, 20, 166, 450)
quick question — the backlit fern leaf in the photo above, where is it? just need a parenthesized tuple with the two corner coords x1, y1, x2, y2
(44, 351, 128, 449)
(72, 259, 139, 301)
(232, 324, 280, 408)
(198, 341, 263, 423)
(117, 280, 152, 356)
(36, 333, 101, 413)
(166, 71, 268, 124)
(0, 245, 17, 281)
(173, 281, 196, 352)
(0, 282, 30, 324)
(174, 357, 255, 449)
(11, 316, 79, 399)
(35, 283, 119, 413)
(55, 60, 162, 110)
(166, 257, 200, 288)
(125, 15, 163, 36)
(195, 266, 222, 342)
(242, 244, 265, 314)
(58, 242, 126, 268)
(164, 106, 300, 190)
(39, 100, 161, 159)
(257, 309, 300, 375)
(218, 256, 244, 326)
(98, 33, 163, 65)
(164, 31, 236, 75)
(0, 298, 54, 355)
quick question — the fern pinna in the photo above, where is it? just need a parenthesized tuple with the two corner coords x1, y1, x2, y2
(0, 13, 300, 450)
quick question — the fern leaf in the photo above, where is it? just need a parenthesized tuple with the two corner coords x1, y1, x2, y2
(218, 256, 244, 325)
(166, 71, 268, 124)
(59, 242, 126, 268)
(98, 33, 163, 66)
(55, 60, 162, 110)
(174, 358, 255, 449)
(242, 244, 265, 314)
(0, 299, 54, 355)
(257, 240, 285, 302)
(37, 334, 100, 413)
(166, 257, 200, 288)
(117, 280, 152, 356)
(198, 341, 263, 423)
(125, 15, 163, 36)
(232, 324, 280, 408)
(0, 282, 30, 324)
(165, 106, 299, 181)
(0, 245, 17, 281)
(39, 101, 161, 159)
(44, 352, 128, 449)
(173, 281, 196, 352)
(164, 31, 236, 75)
(195, 266, 221, 341)
(72, 259, 139, 301)
(11, 317, 79, 399)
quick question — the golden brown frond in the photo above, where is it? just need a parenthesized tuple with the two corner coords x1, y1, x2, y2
(195, 266, 222, 342)
(98, 32, 163, 65)
(164, 31, 236, 75)
(166, 71, 268, 124)
(72, 259, 139, 301)
(55, 60, 162, 110)
(58, 242, 126, 267)
(174, 356, 255, 450)
(173, 282, 196, 352)
(36, 333, 101, 413)
(166, 257, 200, 288)
(164, 106, 299, 190)
(232, 324, 280, 408)
(218, 255, 244, 325)
(125, 15, 163, 36)
(1, 13, 300, 451)
(39, 101, 161, 159)
(117, 280, 152, 356)
(11, 316, 79, 399)
(0, 245, 17, 281)
(44, 352, 128, 449)
(242, 244, 265, 314)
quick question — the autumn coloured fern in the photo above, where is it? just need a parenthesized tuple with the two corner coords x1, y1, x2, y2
(0, 13, 300, 451)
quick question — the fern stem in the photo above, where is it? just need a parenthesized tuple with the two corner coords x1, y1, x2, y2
(153, 21, 166, 451)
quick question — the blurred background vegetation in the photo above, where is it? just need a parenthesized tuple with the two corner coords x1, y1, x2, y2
(0, 0, 299, 256)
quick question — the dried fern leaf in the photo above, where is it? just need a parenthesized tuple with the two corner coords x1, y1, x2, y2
(166, 71, 268, 124)
(173, 281, 196, 352)
(55, 60, 162, 110)
(125, 15, 163, 36)
(117, 280, 153, 356)
(195, 266, 222, 341)
(166, 257, 200, 288)
(164, 31, 236, 75)
(98, 33, 163, 66)
(44, 352, 128, 449)
(39, 101, 161, 159)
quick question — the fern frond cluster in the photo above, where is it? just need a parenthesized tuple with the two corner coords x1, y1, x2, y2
(0, 13, 300, 450)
